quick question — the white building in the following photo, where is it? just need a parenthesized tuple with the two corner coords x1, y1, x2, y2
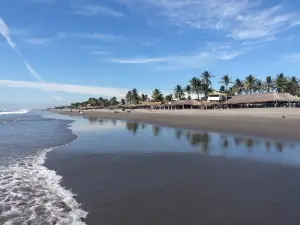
(207, 91, 226, 103)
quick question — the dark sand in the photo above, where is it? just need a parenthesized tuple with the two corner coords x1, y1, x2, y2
(57, 110, 300, 142)
(47, 152, 300, 225)
(47, 111, 300, 224)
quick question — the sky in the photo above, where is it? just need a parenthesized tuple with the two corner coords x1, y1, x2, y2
(1, 0, 300, 108)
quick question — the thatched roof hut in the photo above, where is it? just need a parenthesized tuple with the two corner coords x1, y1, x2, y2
(208, 91, 226, 96)
(169, 100, 202, 106)
(121, 103, 138, 108)
(80, 105, 102, 110)
(225, 93, 300, 105)
(139, 101, 163, 107)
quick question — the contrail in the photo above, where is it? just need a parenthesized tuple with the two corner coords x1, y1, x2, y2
(0, 17, 63, 101)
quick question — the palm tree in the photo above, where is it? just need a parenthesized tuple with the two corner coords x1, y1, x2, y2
(244, 75, 257, 94)
(174, 85, 185, 100)
(88, 98, 98, 106)
(141, 94, 148, 102)
(165, 94, 173, 102)
(98, 97, 104, 107)
(254, 79, 264, 93)
(233, 78, 244, 94)
(219, 85, 226, 93)
(189, 77, 203, 100)
(185, 85, 191, 100)
(286, 76, 299, 96)
(264, 76, 273, 92)
(152, 89, 163, 102)
(219, 75, 232, 91)
(125, 91, 132, 104)
(200, 71, 214, 100)
(274, 73, 288, 93)
(109, 97, 119, 106)
(131, 88, 139, 104)
(219, 74, 232, 100)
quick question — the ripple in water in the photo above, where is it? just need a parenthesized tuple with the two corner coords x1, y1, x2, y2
(0, 112, 87, 224)
(0, 148, 87, 224)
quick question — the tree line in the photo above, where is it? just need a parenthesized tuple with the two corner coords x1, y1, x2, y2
(65, 71, 299, 109)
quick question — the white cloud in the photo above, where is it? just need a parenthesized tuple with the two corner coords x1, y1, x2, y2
(71, 4, 124, 17)
(23, 37, 55, 44)
(23, 33, 66, 45)
(110, 43, 245, 69)
(0, 80, 128, 98)
(121, 0, 300, 41)
(291, 20, 300, 27)
(0, 17, 62, 100)
(111, 57, 169, 64)
(24, 61, 45, 82)
(0, 18, 17, 50)
(73, 33, 126, 42)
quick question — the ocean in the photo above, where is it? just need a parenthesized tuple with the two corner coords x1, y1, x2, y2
(0, 110, 87, 224)
(2, 110, 300, 224)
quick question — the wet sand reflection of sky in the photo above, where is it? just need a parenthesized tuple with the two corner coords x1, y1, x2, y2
(65, 117, 300, 167)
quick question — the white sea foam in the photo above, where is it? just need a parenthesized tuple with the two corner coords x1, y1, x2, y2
(0, 148, 88, 224)
(0, 109, 30, 116)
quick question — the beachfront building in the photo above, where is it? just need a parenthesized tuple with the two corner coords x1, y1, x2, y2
(207, 91, 227, 103)
(167, 100, 202, 109)
(225, 93, 300, 108)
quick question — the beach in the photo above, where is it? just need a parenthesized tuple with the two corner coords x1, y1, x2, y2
(45, 111, 300, 225)
(56, 108, 300, 142)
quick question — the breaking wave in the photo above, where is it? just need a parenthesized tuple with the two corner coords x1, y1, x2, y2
(0, 109, 31, 116)
(0, 147, 88, 224)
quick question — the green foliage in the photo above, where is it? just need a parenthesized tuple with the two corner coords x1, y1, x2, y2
(201, 71, 214, 100)
(165, 94, 173, 102)
(152, 89, 164, 102)
(64, 71, 300, 110)
(189, 77, 203, 99)
(174, 85, 185, 100)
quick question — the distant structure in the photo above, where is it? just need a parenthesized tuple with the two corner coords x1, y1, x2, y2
(225, 93, 300, 107)
(207, 91, 227, 103)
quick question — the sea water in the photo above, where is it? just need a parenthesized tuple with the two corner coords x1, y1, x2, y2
(0, 110, 87, 224)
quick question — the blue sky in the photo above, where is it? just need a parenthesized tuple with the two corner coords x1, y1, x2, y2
(1, 0, 300, 108)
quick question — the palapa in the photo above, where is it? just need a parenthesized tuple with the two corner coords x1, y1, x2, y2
(225, 93, 300, 105)
(169, 100, 202, 106)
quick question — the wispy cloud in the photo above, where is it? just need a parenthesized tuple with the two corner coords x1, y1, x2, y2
(121, 0, 300, 41)
(0, 80, 128, 98)
(110, 43, 246, 69)
(0, 18, 17, 50)
(24, 61, 44, 82)
(0, 17, 62, 100)
(73, 33, 126, 42)
(71, 4, 124, 17)
(23, 37, 56, 44)
(111, 57, 169, 64)
(284, 53, 300, 62)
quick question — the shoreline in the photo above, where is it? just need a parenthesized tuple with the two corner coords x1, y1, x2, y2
(46, 110, 300, 225)
(54, 108, 300, 142)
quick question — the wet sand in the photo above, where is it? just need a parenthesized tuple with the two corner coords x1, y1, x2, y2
(56, 108, 300, 142)
(47, 152, 300, 225)
(47, 110, 300, 225)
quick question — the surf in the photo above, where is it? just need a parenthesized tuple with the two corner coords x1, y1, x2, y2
(0, 109, 30, 115)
